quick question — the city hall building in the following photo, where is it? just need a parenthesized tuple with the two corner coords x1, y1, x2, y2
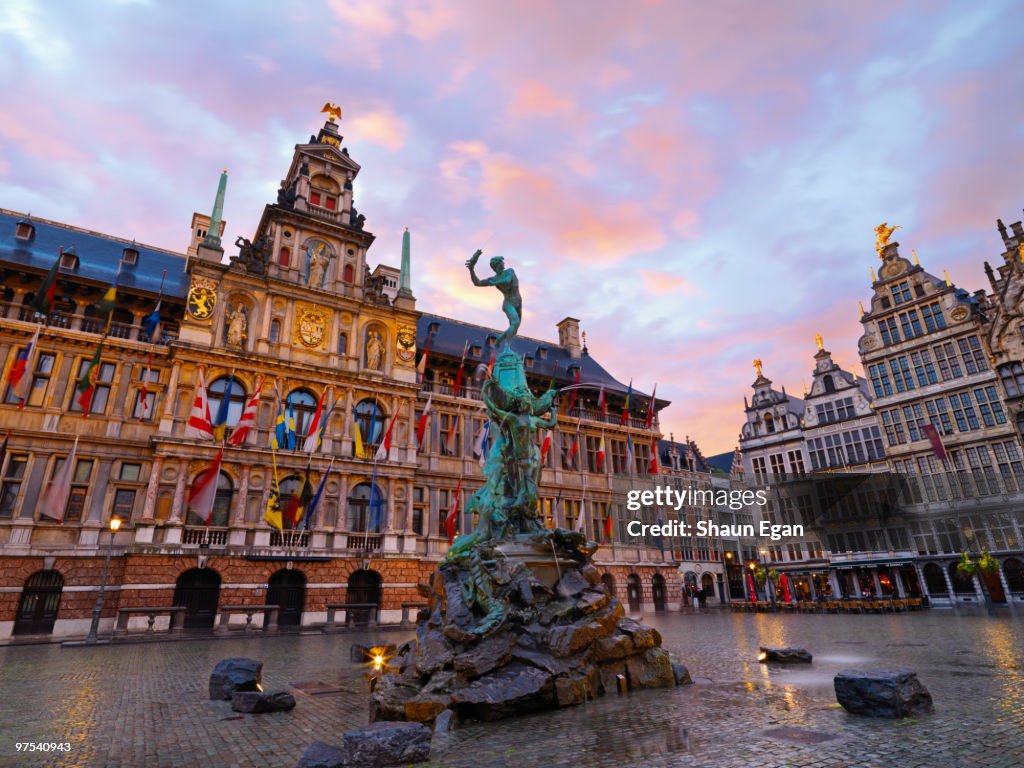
(0, 116, 710, 641)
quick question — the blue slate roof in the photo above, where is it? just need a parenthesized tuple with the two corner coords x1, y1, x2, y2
(417, 312, 664, 404)
(0, 209, 188, 298)
(704, 451, 736, 475)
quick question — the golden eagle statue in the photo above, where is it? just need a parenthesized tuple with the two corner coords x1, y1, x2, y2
(321, 102, 342, 122)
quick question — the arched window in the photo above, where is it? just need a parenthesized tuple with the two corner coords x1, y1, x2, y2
(288, 389, 319, 440)
(651, 574, 666, 611)
(14, 570, 63, 635)
(626, 573, 641, 611)
(309, 174, 340, 211)
(345, 569, 381, 625)
(949, 562, 974, 594)
(347, 481, 384, 532)
(1004, 558, 1024, 592)
(208, 376, 246, 428)
(343, 263, 354, 283)
(922, 562, 946, 595)
(187, 471, 232, 526)
(338, 332, 348, 355)
(269, 319, 281, 343)
(279, 475, 307, 530)
(279, 247, 291, 268)
(173, 568, 221, 628)
(354, 398, 386, 447)
(763, 413, 775, 434)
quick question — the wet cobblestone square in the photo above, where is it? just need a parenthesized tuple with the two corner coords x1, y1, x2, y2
(0, 610, 1021, 767)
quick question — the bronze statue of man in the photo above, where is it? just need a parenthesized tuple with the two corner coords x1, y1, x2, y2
(466, 249, 521, 349)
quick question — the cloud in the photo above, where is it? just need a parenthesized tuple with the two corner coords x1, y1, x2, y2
(349, 107, 410, 150)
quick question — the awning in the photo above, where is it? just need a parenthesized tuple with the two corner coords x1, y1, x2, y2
(832, 559, 914, 569)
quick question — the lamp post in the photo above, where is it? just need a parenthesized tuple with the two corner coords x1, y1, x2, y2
(86, 516, 121, 644)
(760, 547, 777, 610)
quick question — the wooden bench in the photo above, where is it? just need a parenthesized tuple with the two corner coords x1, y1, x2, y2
(114, 606, 187, 635)
(400, 602, 428, 628)
(216, 604, 280, 633)
(324, 603, 378, 631)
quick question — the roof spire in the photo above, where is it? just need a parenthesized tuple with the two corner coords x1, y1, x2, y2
(397, 226, 413, 298)
(203, 170, 228, 249)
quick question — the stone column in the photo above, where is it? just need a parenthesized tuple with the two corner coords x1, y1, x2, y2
(231, 466, 250, 526)
(334, 474, 349, 532)
(914, 563, 930, 601)
(159, 360, 182, 433)
(405, 480, 414, 532)
(892, 568, 906, 598)
(141, 457, 162, 522)
(850, 571, 862, 596)
(169, 459, 189, 524)
(49, 356, 74, 409)
(997, 559, 1013, 603)
(112, 360, 134, 418)
(871, 570, 883, 596)
(941, 562, 957, 602)
(385, 477, 395, 532)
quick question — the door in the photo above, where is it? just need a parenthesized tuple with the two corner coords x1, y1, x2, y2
(267, 569, 306, 626)
(345, 569, 381, 625)
(626, 574, 641, 612)
(173, 568, 221, 629)
(651, 575, 666, 612)
(13, 571, 63, 635)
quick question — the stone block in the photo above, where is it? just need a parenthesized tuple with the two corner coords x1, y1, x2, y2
(555, 675, 590, 706)
(452, 633, 516, 678)
(834, 668, 934, 718)
(343, 721, 432, 767)
(450, 663, 554, 721)
(672, 663, 693, 686)
(231, 691, 297, 713)
(625, 648, 676, 689)
(555, 569, 590, 598)
(403, 693, 450, 723)
(295, 741, 347, 768)
(760, 646, 813, 663)
(209, 658, 263, 700)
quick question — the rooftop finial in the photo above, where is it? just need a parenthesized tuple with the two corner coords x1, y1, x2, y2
(321, 102, 342, 123)
(815, 332, 824, 351)
(203, 169, 228, 249)
(859, 300, 866, 315)
(753, 358, 763, 377)
(397, 227, 413, 299)
(874, 222, 901, 258)
(944, 270, 952, 287)
(870, 266, 877, 282)
(912, 249, 920, 266)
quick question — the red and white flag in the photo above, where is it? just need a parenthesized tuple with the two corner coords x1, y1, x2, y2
(188, 445, 224, 525)
(40, 437, 78, 523)
(138, 351, 155, 420)
(645, 383, 657, 429)
(416, 395, 432, 449)
(566, 366, 581, 412)
(184, 368, 214, 440)
(227, 377, 263, 446)
(445, 413, 460, 455)
(417, 332, 432, 378)
(445, 479, 462, 544)
(597, 386, 607, 419)
(540, 430, 552, 464)
(569, 433, 579, 468)
(375, 408, 401, 461)
(596, 435, 606, 473)
(8, 326, 40, 404)
(648, 434, 660, 474)
(453, 340, 469, 397)
(302, 389, 328, 453)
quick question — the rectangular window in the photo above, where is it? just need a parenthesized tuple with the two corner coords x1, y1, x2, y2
(898, 309, 923, 339)
(0, 454, 28, 519)
(925, 398, 954, 435)
(957, 336, 988, 375)
(910, 350, 938, 387)
(4, 351, 56, 407)
(119, 463, 142, 481)
(835, 397, 855, 421)
(769, 453, 785, 477)
(412, 486, 425, 535)
(878, 317, 900, 346)
(881, 409, 907, 446)
(921, 302, 946, 332)
(325, 196, 337, 211)
(902, 403, 926, 442)
(868, 363, 893, 398)
(310, 191, 321, 206)
(890, 282, 912, 306)
(439, 413, 461, 456)
(999, 363, 1024, 399)
(787, 450, 805, 475)
(933, 342, 963, 381)
(973, 386, 1007, 427)
(815, 402, 837, 424)
(112, 488, 136, 519)
(888, 356, 915, 393)
(49, 457, 95, 523)
(752, 456, 767, 482)
(69, 360, 116, 414)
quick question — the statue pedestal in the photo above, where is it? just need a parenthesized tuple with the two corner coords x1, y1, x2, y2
(495, 539, 578, 589)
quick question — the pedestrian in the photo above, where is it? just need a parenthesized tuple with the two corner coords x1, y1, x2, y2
(698, 586, 707, 610)
(691, 585, 700, 612)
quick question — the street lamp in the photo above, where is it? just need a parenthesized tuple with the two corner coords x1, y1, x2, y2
(759, 547, 777, 610)
(86, 516, 121, 644)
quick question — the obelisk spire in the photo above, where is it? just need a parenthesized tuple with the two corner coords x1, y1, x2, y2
(397, 226, 413, 298)
(203, 170, 228, 248)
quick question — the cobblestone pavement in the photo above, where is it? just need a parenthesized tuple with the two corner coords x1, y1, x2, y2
(0, 610, 1022, 768)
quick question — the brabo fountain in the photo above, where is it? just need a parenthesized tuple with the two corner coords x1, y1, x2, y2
(369, 250, 684, 725)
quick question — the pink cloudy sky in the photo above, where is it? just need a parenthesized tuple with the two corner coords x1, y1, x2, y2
(2, 1, 1023, 455)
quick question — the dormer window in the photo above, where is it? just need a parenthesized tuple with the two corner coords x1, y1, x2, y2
(60, 246, 79, 271)
(471, 344, 482, 357)
(121, 247, 139, 266)
(428, 321, 440, 335)
(15, 219, 34, 240)
(486, 334, 497, 348)
(525, 356, 534, 368)
(537, 347, 548, 360)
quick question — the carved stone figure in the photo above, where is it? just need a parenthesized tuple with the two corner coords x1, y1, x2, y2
(466, 249, 521, 349)
(234, 235, 270, 276)
(307, 245, 328, 288)
(365, 330, 384, 370)
(227, 305, 247, 347)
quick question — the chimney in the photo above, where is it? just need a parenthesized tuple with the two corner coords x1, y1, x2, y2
(557, 317, 582, 359)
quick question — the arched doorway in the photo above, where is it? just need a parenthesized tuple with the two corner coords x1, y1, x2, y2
(13, 570, 63, 635)
(348, 481, 385, 532)
(173, 568, 221, 629)
(701, 572, 715, 600)
(346, 569, 382, 625)
(1004, 558, 1024, 595)
(922, 563, 947, 597)
(651, 574, 666, 612)
(948, 562, 975, 596)
(267, 569, 306, 627)
(600, 573, 616, 600)
(626, 573, 641, 612)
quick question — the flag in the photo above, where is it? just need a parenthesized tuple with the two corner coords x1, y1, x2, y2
(645, 383, 657, 429)
(286, 394, 297, 450)
(598, 386, 607, 419)
(271, 393, 286, 450)
(445, 479, 462, 544)
(228, 378, 262, 446)
(369, 463, 383, 531)
(574, 498, 586, 533)
(8, 326, 40, 403)
(540, 430, 552, 464)
(620, 379, 632, 425)
(185, 368, 214, 440)
(264, 452, 283, 530)
(75, 342, 104, 416)
(654, 512, 665, 552)
(596, 435, 606, 473)
(142, 299, 162, 342)
(486, 348, 497, 377)
(353, 420, 366, 458)
(648, 434, 659, 474)
(566, 366, 581, 413)
(304, 460, 333, 530)
(747, 573, 758, 603)
(286, 464, 313, 527)
(625, 433, 635, 474)
(212, 372, 235, 442)
(453, 340, 469, 396)
(138, 351, 154, 420)
(444, 412, 459, 455)
(31, 254, 60, 317)
(568, 432, 579, 469)
(97, 283, 117, 333)
(187, 445, 224, 525)
(922, 423, 947, 461)
(474, 420, 491, 467)
(603, 513, 613, 542)
(40, 437, 78, 522)
(302, 389, 328, 453)
(417, 332, 432, 378)
(416, 395, 432, 449)
(375, 407, 400, 461)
